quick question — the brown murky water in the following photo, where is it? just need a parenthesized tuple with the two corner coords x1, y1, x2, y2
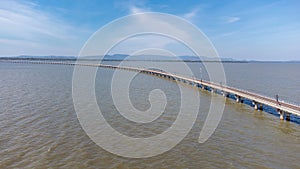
(0, 62, 299, 168)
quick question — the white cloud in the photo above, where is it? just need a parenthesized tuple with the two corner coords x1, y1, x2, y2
(115, 0, 150, 14)
(114, 4, 182, 54)
(109, 35, 178, 55)
(0, 1, 70, 39)
(224, 16, 240, 23)
(129, 6, 150, 14)
(0, 0, 87, 56)
(183, 7, 201, 21)
(84, 12, 215, 57)
(110, 3, 208, 56)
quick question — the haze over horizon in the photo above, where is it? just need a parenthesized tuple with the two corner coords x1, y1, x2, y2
(0, 0, 299, 61)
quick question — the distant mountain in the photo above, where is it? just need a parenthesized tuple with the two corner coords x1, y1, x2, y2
(0, 54, 243, 62)
(1, 55, 299, 62)
(80, 54, 236, 62)
(17, 55, 76, 60)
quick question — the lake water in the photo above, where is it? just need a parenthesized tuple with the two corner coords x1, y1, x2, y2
(0, 61, 299, 168)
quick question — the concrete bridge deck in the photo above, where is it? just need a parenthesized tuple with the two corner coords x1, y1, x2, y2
(3, 60, 300, 121)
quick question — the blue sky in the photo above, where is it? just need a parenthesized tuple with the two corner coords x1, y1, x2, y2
(0, 0, 299, 60)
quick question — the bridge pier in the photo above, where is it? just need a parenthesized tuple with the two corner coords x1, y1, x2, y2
(222, 91, 228, 97)
(211, 88, 216, 93)
(252, 101, 262, 110)
(253, 101, 258, 110)
(278, 110, 284, 120)
(259, 104, 263, 110)
(286, 113, 291, 121)
(235, 95, 241, 103)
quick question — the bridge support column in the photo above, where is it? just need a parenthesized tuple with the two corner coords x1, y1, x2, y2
(286, 113, 291, 121)
(222, 92, 228, 97)
(259, 104, 263, 110)
(235, 95, 241, 103)
(252, 101, 261, 110)
(211, 88, 216, 93)
(254, 102, 258, 110)
(201, 85, 205, 90)
(278, 110, 284, 120)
